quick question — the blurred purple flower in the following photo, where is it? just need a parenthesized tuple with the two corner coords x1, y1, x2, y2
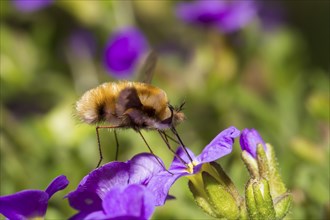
(12, 0, 54, 13)
(104, 27, 148, 79)
(239, 128, 267, 158)
(0, 175, 69, 220)
(66, 153, 164, 220)
(176, 0, 228, 25)
(175, 0, 257, 33)
(216, 1, 258, 33)
(147, 126, 240, 205)
(68, 29, 97, 56)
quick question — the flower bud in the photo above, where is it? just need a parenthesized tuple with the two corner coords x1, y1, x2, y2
(240, 128, 267, 159)
(241, 149, 259, 178)
(188, 162, 245, 219)
(188, 176, 218, 218)
(240, 128, 292, 219)
(202, 171, 240, 219)
(245, 178, 276, 220)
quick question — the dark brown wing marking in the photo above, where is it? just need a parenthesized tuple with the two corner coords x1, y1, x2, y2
(116, 87, 143, 116)
(116, 86, 161, 129)
(123, 108, 155, 129)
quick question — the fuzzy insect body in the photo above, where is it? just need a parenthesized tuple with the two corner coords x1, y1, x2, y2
(76, 81, 185, 131)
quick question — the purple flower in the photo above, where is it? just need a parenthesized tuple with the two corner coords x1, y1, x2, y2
(12, 0, 53, 13)
(216, 1, 258, 33)
(172, 126, 240, 173)
(66, 153, 164, 219)
(67, 126, 240, 219)
(0, 175, 69, 220)
(84, 184, 155, 220)
(176, 0, 228, 25)
(239, 128, 267, 158)
(175, 0, 257, 33)
(147, 126, 240, 205)
(103, 27, 148, 79)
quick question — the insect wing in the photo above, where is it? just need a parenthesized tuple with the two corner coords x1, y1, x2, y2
(140, 51, 158, 84)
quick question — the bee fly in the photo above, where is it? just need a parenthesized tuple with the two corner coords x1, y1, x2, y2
(75, 52, 192, 167)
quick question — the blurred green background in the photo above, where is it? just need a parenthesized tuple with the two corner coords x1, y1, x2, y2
(0, 1, 329, 219)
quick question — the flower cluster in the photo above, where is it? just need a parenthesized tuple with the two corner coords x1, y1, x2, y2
(0, 126, 291, 219)
(66, 126, 240, 219)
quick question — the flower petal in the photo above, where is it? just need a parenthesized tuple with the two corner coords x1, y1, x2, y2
(45, 175, 69, 198)
(67, 189, 103, 219)
(0, 190, 48, 220)
(129, 153, 166, 184)
(85, 212, 143, 220)
(84, 210, 107, 220)
(197, 126, 240, 163)
(239, 128, 267, 158)
(100, 184, 155, 219)
(169, 146, 197, 172)
(146, 172, 183, 206)
(67, 162, 130, 213)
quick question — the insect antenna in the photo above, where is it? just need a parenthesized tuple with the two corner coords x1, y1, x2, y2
(158, 130, 187, 165)
(177, 100, 186, 112)
(96, 125, 122, 168)
(170, 126, 193, 163)
(137, 130, 173, 175)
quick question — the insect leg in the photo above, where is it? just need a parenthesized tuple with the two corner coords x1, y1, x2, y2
(114, 130, 119, 161)
(163, 132, 180, 145)
(137, 130, 172, 174)
(170, 126, 193, 163)
(158, 130, 187, 165)
(96, 126, 103, 168)
(95, 125, 122, 168)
